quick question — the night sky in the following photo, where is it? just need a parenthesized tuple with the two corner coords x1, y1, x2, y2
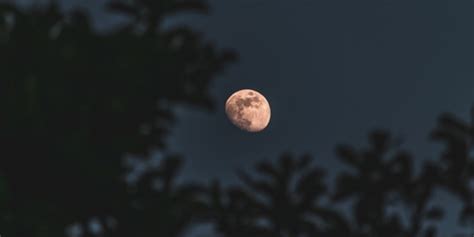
(17, 0, 474, 235)
(166, 2, 473, 235)
(167, 0, 474, 182)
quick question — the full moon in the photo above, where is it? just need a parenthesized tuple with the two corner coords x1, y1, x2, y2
(225, 89, 271, 132)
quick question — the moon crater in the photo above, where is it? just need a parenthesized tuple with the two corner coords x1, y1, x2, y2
(225, 89, 271, 132)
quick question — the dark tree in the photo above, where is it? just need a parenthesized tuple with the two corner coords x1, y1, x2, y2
(207, 153, 353, 237)
(0, 0, 235, 236)
(110, 155, 208, 237)
(333, 130, 444, 237)
(208, 127, 473, 237)
(431, 110, 474, 225)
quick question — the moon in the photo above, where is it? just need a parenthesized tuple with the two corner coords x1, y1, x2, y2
(225, 89, 271, 132)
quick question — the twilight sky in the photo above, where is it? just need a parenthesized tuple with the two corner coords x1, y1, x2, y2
(16, 0, 474, 235)
(166, 2, 473, 235)
(39, 0, 473, 178)
(165, 1, 474, 235)
(167, 0, 474, 183)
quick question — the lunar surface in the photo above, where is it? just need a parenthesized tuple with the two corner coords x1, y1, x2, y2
(225, 89, 271, 132)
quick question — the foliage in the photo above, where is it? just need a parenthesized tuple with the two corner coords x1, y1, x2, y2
(208, 153, 344, 237)
(207, 128, 473, 237)
(0, 0, 235, 236)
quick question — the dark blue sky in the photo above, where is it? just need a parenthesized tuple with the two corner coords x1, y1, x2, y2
(163, 0, 474, 185)
(165, 1, 473, 235)
(20, 0, 474, 235)
(168, 1, 474, 235)
(49, 0, 473, 178)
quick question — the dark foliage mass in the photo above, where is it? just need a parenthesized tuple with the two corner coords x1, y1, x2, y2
(0, 1, 472, 237)
(0, 0, 235, 236)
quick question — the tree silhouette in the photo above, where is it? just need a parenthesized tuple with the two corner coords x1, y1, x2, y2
(208, 153, 347, 237)
(431, 110, 474, 225)
(0, 0, 235, 236)
(105, 155, 208, 237)
(333, 130, 444, 237)
(208, 128, 473, 237)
